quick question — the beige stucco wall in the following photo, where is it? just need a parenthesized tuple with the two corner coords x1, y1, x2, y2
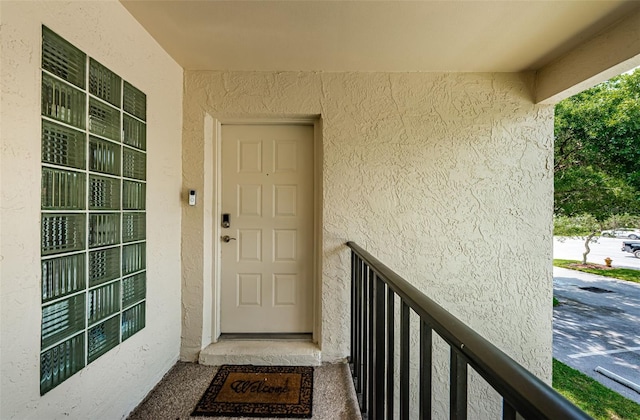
(182, 71, 555, 414)
(0, 1, 183, 419)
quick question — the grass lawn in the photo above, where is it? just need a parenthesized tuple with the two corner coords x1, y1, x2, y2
(553, 259, 640, 284)
(553, 359, 640, 419)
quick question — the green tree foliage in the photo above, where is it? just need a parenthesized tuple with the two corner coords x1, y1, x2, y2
(554, 167, 638, 220)
(554, 69, 640, 220)
(553, 214, 599, 236)
(554, 69, 640, 263)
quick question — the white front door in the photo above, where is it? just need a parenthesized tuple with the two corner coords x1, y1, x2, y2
(220, 124, 314, 333)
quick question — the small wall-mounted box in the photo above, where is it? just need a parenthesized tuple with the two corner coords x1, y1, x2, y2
(188, 190, 196, 206)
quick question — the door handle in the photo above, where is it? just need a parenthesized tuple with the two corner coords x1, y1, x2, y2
(221, 235, 236, 243)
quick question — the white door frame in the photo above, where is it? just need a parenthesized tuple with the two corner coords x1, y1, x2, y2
(210, 116, 322, 344)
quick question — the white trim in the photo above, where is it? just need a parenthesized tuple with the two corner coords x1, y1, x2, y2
(312, 118, 323, 346)
(201, 113, 215, 347)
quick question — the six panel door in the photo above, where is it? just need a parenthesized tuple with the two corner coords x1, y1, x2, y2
(220, 124, 314, 333)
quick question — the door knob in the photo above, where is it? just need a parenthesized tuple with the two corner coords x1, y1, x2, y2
(221, 235, 236, 243)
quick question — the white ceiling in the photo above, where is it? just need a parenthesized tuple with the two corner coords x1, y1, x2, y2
(121, 0, 640, 73)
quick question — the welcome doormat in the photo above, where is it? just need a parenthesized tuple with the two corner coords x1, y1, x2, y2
(191, 365, 314, 418)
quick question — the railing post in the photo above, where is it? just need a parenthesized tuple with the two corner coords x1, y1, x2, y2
(502, 400, 516, 420)
(372, 274, 386, 419)
(420, 321, 432, 420)
(450, 349, 468, 420)
(386, 289, 395, 420)
(350, 250, 356, 368)
(400, 302, 410, 420)
(362, 264, 370, 413)
(367, 267, 375, 415)
(354, 255, 362, 397)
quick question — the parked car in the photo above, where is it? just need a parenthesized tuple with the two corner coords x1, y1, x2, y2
(622, 241, 640, 258)
(601, 228, 640, 239)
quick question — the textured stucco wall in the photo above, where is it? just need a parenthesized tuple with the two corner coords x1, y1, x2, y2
(0, 1, 183, 418)
(182, 71, 555, 414)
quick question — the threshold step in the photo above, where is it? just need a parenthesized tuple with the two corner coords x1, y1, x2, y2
(199, 340, 321, 366)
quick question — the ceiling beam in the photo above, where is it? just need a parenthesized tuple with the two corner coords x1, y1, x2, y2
(535, 8, 640, 104)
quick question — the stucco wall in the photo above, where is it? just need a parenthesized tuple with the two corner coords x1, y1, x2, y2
(182, 71, 555, 413)
(0, 1, 183, 419)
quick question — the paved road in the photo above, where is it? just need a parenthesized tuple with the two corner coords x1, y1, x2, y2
(553, 267, 640, 404)
(554, 236, 640, 270)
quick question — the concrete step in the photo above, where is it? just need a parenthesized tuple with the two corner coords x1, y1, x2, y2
(199, 340, 321, 366)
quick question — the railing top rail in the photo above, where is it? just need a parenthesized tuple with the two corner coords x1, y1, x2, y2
(347, 241, 590, 420)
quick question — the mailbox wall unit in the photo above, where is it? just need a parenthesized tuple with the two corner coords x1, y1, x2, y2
(40, 26, 147, 395)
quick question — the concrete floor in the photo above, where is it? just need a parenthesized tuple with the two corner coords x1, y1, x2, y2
(127, 362, 362, 420)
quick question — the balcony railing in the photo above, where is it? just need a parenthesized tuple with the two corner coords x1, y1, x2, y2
(347, 241, 589, 420)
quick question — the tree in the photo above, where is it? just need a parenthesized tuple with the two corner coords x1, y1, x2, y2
(555, 69, 640, 219)
(554, 69, 640, 263)
(554, 166, 639, 218)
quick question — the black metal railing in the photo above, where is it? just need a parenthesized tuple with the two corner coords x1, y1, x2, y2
(347, 242, 590, 420)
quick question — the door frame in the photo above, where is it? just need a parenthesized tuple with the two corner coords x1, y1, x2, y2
(210, 116, 323, 344)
